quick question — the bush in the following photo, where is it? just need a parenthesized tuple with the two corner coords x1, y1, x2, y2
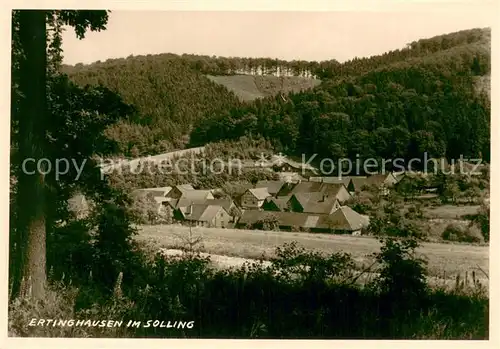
(9, 240, 489, 339)
(442, 223, 484, 243)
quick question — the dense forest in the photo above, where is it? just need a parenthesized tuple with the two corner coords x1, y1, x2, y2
(61, 28, 490, 164)
(191, 28, 491, 167)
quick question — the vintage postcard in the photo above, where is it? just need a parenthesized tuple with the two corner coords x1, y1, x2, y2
(2, 0, 498, 348)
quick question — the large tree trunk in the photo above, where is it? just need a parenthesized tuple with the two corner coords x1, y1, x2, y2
(11, 10, 48, 300)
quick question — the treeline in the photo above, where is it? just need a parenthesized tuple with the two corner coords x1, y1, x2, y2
(63, 53, 332, 79)
(317, 27, 490, 79)
(62, 27, 489, 80)
(191, 29, 491, 166)
(107, 137, 278, 193)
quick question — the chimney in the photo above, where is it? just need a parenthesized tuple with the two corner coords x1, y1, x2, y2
(186, 203, 193, 215)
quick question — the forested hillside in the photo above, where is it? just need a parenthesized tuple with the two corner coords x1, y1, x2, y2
(61, 53, 326, 156)
(61, 27, 490, 162)
(191, 28, 491, 167)
(62, 57, 244, 156)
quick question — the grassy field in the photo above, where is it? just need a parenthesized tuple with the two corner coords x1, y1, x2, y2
(136, 224, 489, 288)
(206, 74, 321, 101)
(423, 204, 481, 219)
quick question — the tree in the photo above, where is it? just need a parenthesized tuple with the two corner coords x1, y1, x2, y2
(442, 180, 460, 204)
(10, 10, 110, 300)
(255, 213, 280, 231)
(12, 10, 48, 301)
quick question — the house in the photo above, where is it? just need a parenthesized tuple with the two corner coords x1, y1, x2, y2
(318, 206, 369, 234)
(286, 193, 341, 214)
(349, 173, 398, 194)
(254, 180, 286, 196)
(131, 186, 172, 197)
(131, 190, 171, 218)
(365, 173, 399, 195)
(276, 181, 352, 203)
(167, 197, 240, 221)
(393, 171, 406, 183)
(270, 154, 318, 177)
(236, 210, 320, 231)
(240, 188, 271, 209)
(261, 196, 290, 212)
(236, 206, 369, 234)
(181, 204, 231, 228)
(165, 184, 214, 201)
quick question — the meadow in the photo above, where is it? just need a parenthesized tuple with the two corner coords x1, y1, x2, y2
(136, 224, 489, 289)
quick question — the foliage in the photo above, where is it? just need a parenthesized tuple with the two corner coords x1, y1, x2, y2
(253, 213, 280, 231)
(9, 241, 489, 339)
(191, 28, 490, 166)
(441, 223, 484, 244)
(371, 238, 428, 301)
(61, 54, 244, 157)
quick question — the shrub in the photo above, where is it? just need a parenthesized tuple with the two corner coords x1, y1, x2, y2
(441, 223, 484, 243)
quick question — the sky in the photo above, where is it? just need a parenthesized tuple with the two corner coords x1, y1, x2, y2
(61, 3, 495, 66)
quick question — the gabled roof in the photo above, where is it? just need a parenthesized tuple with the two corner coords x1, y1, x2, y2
(171, 197, 234, 211)
(177, 184, 195, 191)
(263, 196, 289, 211)
(365, 174, 390, 185)
(393, 171, 406, 182)
(132, 186, 172, 197)
(184, 204, 227, 222)
(153, 196, 168, 204)
(238, 209, 365, 231)
(247, 188, 271, 200)
(280, 181, 347, 197)
(289, 193, 340, 214)
(350, 177, 371, 191)
(255, 180, 286, 195)
(270, 154, 317, 172)
(180, 189, 213, 201)
(321, 206, 368, 231)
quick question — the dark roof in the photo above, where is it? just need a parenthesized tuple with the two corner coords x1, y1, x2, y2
(170, 197, 234, 211)
(279, 181, 347, 197)
(237, 207, 368, 231)
(263, 196, 289, 211)
(238, 210, 318, 228)
(289, 193, 340, 214)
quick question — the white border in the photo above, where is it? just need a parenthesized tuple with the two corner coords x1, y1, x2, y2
(1, 1, 498, 348)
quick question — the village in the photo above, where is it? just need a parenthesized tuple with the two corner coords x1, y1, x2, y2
(118, 153, 423, 236)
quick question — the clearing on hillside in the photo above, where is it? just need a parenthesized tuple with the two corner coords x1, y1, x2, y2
(206, 74, 322, 101)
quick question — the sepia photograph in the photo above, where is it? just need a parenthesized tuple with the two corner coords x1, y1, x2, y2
(4, 0, 495, 344)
